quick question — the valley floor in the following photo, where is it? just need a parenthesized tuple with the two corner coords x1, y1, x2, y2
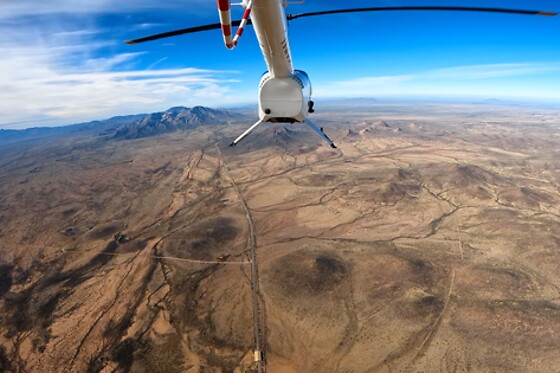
(1, 103, 560, 372)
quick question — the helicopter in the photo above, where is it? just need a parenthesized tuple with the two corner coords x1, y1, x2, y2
(126, 1, 556, 149)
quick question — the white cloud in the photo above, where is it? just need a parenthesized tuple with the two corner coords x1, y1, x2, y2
(0, 0, 212, 19)
(334, 75, 413, 87)
(0, 31, 244, 128)
(425, 63, 560, 79)
(316, 62, 560, 99)
(0, 4, 248, 129)
(333, 62, 560, 87)
(0, 51, 242, 127)
(146, 57, 169, 70)
(83, 52, 146, 71)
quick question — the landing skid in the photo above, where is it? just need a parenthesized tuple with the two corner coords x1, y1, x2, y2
(229, 118, 337, 148)
(303, 119, 337, 148)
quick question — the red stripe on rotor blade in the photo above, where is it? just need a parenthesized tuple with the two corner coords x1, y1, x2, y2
(217, 0, 230, 11)
(222, 24, 232, 36)
(243, 8, 251, 18)
(236, 28, 244, 37)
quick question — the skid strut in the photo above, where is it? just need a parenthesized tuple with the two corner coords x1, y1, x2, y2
(304, 119, 337, 148)
(230, 118, 337, 148)
(230, 119, 265, 146)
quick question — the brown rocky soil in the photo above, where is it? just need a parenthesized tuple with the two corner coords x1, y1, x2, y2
(1, 103, 560, 372)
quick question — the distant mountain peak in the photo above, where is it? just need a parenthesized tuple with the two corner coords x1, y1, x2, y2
(112, 106, 241, 140)
(0, 106, 242, 144)
(164, 106, 189, 114)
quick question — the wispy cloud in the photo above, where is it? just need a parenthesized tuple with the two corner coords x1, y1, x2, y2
(0, 0, 212, 19)
(425, 63, 560, 79)
(316, 62, 560, 99)
(0, 3, 247, 129)
(333, 62, 560, 87)
(146, 57, 169, 70)
(0, 51, 240, 127)
(334, 75, 414, 87)
(83, 52, 146, 72)
(0, 23, 242, 128)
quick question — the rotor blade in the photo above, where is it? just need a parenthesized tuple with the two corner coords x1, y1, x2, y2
(287, 6, 557, 21)
(125, 19, 252, 44)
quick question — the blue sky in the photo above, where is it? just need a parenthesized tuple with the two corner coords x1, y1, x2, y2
(1, 0, 559, 128)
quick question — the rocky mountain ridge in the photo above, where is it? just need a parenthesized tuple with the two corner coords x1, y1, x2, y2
(0, 106, 240, 144)
(111, 106, 239, 140)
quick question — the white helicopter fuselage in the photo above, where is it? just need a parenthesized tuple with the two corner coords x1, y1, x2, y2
(217, 0, 335, 147)
(248, 0, 312, 122)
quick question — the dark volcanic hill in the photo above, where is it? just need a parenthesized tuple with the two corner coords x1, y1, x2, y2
(226, 124, 324, 155)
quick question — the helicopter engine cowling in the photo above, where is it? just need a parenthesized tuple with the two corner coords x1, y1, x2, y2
(258, 70, 312, 123)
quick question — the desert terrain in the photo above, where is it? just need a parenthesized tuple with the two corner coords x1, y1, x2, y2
(1, 102, 560, 372)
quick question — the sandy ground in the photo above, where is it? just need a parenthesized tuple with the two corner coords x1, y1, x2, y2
(1, 103, 560, 372)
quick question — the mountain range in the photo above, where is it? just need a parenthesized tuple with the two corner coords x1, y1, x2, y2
(0, 106, 241, 144)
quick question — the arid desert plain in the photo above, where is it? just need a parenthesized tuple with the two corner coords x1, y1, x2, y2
(1, 102, 560, 372)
